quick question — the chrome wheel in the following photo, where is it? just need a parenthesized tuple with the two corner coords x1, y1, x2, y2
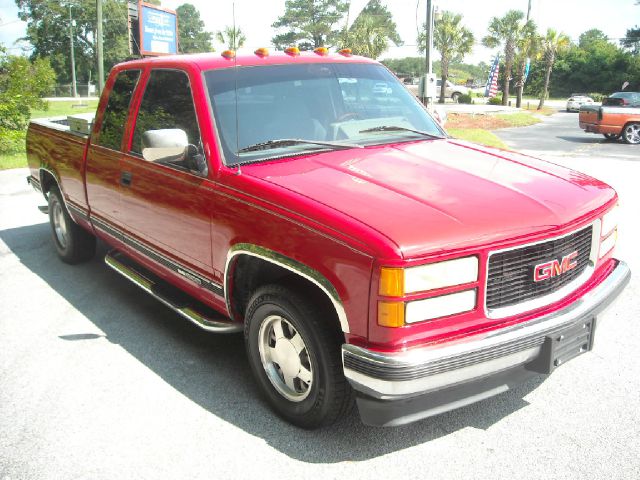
(258, 315, 313, 402)
(52, 199, 68, 248)
(622, 123, 640, 144)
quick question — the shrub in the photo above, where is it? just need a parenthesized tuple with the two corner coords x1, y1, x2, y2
(0, 128, 26, 154)
(588, 92, 604, 102)
(458, 93, 473, 104)
(487, 95, 503, 105)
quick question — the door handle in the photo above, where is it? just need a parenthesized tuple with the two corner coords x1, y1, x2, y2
(121, 171, 132, 187)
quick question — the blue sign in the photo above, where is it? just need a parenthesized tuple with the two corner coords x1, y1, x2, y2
(140, 4, 177, 55)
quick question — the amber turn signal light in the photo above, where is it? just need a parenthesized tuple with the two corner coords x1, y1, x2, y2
(379, 267, 404, 296)
(378, 301, 405, 327)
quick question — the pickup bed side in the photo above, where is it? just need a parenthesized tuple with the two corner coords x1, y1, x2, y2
(579, 105, 640, 144)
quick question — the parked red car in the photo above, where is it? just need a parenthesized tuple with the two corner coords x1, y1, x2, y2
(26, 50, 629, 427)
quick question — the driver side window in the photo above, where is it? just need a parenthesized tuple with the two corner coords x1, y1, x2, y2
(131, 69, 203, 170)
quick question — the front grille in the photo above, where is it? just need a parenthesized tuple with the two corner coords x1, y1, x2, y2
(486, 226, 593, 311)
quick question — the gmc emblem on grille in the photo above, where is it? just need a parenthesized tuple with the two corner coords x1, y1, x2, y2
(533, 250, 579, 282)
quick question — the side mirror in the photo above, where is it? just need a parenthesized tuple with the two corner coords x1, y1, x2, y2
(141, 129, 208, 176)
(142, 129, 188, 162)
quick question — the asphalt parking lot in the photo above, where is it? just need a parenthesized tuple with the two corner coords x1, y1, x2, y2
(1, 113, 639, 479)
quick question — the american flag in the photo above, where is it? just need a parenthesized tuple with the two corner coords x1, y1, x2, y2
(484, 55, 500, 98)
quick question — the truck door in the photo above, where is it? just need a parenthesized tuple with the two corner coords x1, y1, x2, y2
(85, 69, 141, 224)
(118, 68, 213, 277)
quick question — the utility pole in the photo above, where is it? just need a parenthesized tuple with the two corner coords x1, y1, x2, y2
(527, 0, 532, 21)
(97, 0, 104, 93)
(69, 4, 77, 97)
(423, 0, 433, 106)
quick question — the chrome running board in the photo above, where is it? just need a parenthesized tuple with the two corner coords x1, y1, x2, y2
(105, 251, 242, 333)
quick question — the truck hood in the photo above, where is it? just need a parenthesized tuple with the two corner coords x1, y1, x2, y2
(243, 139, 615, 258)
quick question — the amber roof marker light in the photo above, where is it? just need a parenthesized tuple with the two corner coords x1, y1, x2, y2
(314, 47, 329, 56)
(338, 48, 352, 57)
(221, 50, 236, 60)
(254, 48, 270, 58)
(285, 46, 300, 57)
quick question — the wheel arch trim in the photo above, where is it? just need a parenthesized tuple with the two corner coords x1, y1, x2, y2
(224, 244, 350, 333)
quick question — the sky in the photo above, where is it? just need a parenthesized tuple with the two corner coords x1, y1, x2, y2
(1, 0, 638, 64)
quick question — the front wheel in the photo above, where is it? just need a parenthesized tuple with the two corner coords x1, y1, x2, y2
(451, 92, 460, 103)
(48, 186, 96, 264)
(603, 133, 621, 140)
(622, 123, 640, 144)
(244, 284, 353, 429)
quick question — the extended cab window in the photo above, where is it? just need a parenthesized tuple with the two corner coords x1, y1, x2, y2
(96, 69, 140, 150)
(131, 69, 203, 169)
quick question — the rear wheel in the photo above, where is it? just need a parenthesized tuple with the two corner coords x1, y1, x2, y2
(244, 284, 353, 429)
(48, 186, 96, 264)
(622, 123, 640, 144)
(603, 133, 621, 140)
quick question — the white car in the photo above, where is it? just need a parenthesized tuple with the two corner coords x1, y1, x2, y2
(436, 80, 469, 102)
(566, 94, 594, 112)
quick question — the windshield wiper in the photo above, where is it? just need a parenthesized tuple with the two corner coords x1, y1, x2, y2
(237, 138, 363, 154)
(359, 125, 444, 139)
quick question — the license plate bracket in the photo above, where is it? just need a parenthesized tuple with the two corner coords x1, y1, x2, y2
(527, 318, 596, 374)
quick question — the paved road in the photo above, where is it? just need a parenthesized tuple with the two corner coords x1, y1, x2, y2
(1, 115, 639, 479)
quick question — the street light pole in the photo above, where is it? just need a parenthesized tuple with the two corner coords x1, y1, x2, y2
(97, 0, 104, 93)
(69, 4, 77, 97)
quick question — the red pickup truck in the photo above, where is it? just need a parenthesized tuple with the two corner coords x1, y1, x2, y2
(26, 50, 630, 428)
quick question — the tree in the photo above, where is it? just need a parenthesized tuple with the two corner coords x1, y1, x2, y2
(0, 54, 56, 153)
(418, 11, 473, 103)
(537, 28, 570, 109)
(340, 0, 401, 59)
(482, 10, 528, 106)
(215, 26, 246, 51)
(271, 0, 349, 50)
(16, 0, 129, 84)
(177, 3, 213, 53)
(514, 20, 539, 108)
(622, 27, 640, 55)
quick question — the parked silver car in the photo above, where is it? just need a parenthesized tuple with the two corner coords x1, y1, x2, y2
(566, 94, 594, 112)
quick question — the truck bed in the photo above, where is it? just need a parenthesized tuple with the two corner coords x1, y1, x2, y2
(27, 117, 92, 215)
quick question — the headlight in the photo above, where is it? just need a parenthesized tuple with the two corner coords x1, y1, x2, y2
(405, 289, 477, 324)
(599, 229, 617, 259)
(378, 257, 479, 327)
(379, 256, 479, 296)
(601, 205, 619, 237)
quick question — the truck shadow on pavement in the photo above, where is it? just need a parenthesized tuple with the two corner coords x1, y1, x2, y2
(1, 222, 547, 463)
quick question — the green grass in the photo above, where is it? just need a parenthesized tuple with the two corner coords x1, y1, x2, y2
(495, 112, 541, 127)
(447, 128, 509, 149)
(0, 152, 28, 170)
(30, 99, 98, 118)
(0, 100, 99, 170)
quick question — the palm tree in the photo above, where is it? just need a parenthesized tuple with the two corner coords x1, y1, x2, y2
(514, 21, 539, 108)
(538, 28, 570, 109)
(215, 26, 246, 51)
(431, 11, 474, 104)
(482, 10, 528, 106)
(341, 0, 402, 59)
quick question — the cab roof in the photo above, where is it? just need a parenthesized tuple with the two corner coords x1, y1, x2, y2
(115, 50, 379, 72)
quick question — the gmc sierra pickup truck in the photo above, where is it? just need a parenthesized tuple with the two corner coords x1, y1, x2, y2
(27, 49, 630, 428)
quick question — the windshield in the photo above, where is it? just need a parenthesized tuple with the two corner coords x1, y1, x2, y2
(204, 62, 445, 165)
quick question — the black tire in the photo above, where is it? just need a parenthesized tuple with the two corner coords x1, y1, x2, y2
(603, 133, 621, 141)
(622, 123, 640, 144)
(48, 186, 96, 264)
(451, 92, 460, 103)
(244, 284, 354, 429)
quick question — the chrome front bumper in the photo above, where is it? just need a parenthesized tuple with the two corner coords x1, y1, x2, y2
(343, 260, 630, 426)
